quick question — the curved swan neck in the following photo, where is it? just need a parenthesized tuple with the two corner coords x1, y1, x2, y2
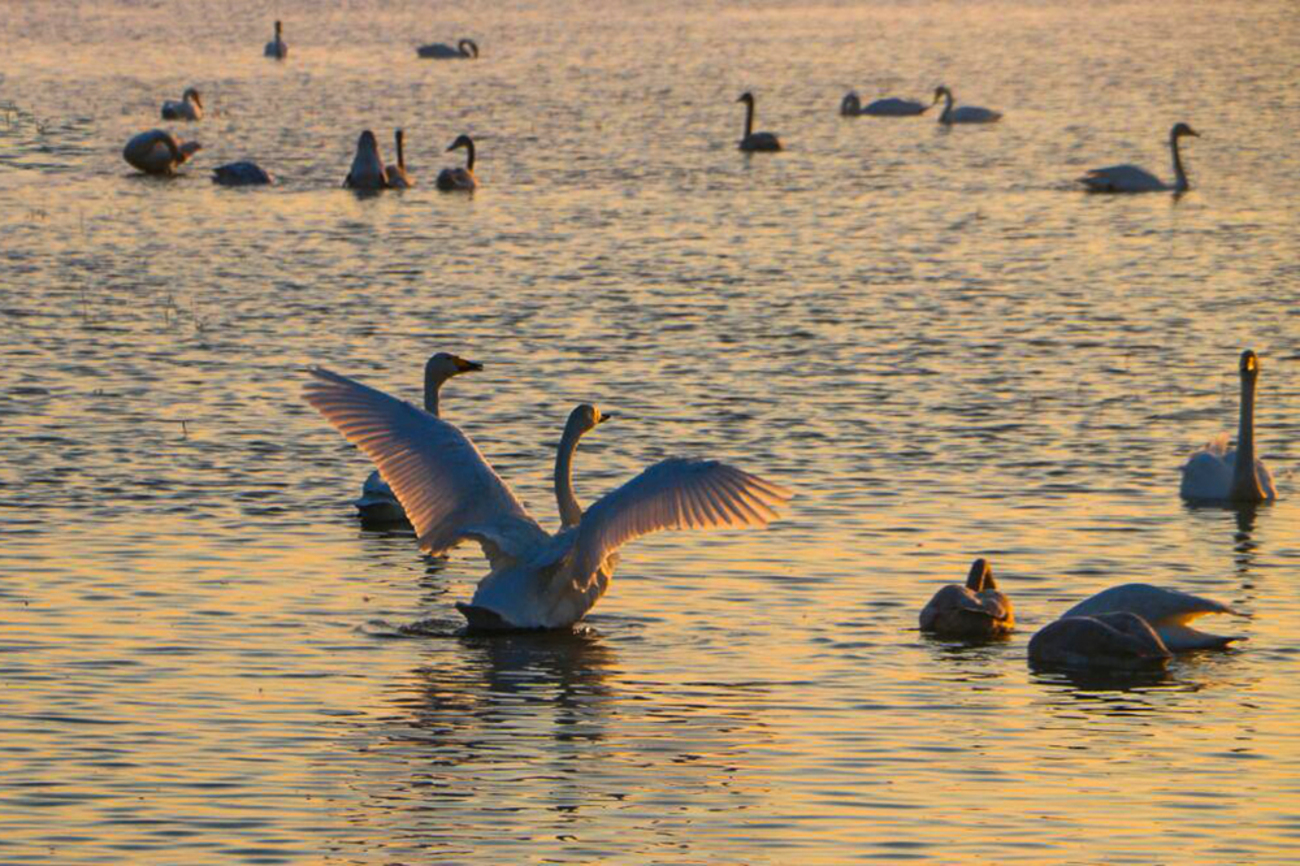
(1170, 130, 1189, 192)
(554, 419, 587, 528)
(743, 98, 755, 139)
(396, 130, 406, 170)
(939, 88, 953, 123)
(1230, 365, 1262, 500)
(464, 138, 475, 171)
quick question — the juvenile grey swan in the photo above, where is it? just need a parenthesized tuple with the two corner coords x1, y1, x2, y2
(161, 88, 203, 121)
(123, 129, 202, 175)
(737, 92, 781, 152)
(1180, 350, 1276, 502)
(1079, 123, 1199, 193)
(919, 558, 1014, 639)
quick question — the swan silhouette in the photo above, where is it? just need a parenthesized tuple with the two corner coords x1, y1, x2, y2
(1060, 584, 1247, 652)
(1029, 611, 1173, 670)
(303, 369, 791, 630)
(1180, 350, 1276, 503)
(417, 38, 478, 59)
(933, 86, 1001, 125)
(841, 91, 932, 117)
(1079, 123, 1199, 193)
(436, 134, 477, 191)
(264, 20, 288, 59)
(161, 88, 203, 121)
(737, 92, 781, 152)
(386, 129, 413, 189)
(919, 558, 1014, 639)
(123, 129, 202, 175)
(344, 130, 388, 190)
(212, 161, 273, 186)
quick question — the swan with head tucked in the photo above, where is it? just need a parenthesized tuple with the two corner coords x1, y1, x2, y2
(417, 38, 478, 59)
(841, 91, 933, 117)
(933, 86, 1001, 125)
(1180, 350, 1276, 503)
(212, 161, 273, 186)
(386, 129, 413, 189)
(123, 129, 202, 175)
(265, 20, 288, 59)
(355, 352, 483, 526)
(1029, 611, 1173, 670)
(303, 368, 792, 630)
(344, 130, 389, 190)
(1079, 123, 1199, 193)
(737, 92, 781, 152)
(1060, 583, 1247, 652)
(436, 134, 477, 191)
(919, 558, 1014, 639)
(161, 88, 203, 121)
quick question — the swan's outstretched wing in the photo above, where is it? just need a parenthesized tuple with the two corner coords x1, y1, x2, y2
(570, 457, 791, 580)
(303, 368, 548, 561)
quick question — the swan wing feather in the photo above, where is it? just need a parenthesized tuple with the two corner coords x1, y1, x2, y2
(1062, 583, 1242, 628)
(1079, 164, 1164, 192)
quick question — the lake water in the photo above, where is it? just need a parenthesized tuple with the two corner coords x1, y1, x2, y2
(2, 0, 1298, 862)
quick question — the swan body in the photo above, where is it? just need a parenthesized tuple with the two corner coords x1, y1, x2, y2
(1061, 584, 1247, 652)
(934, 86, 1001, 125)
(161, 88, 203, 121)
(355, 352, 483, 526)
(344, 130, 389, 190)
(841, 92, 930, 117)
(304, 369, 791, 630)
(265, 20, 288, 59)
(212, 161, 273, 186)
(417, 39, 478, 59)
(1079, 123, 1199, 193)
(1180, 350, 1276, 502)
(436, 134, 477, 191)
(737, 92, 781, 152)
(123, 129, 202, 175)
(1029, 612, 1173, 670)
(919, 558, 1014, 639)
(386, 129, 413, 188)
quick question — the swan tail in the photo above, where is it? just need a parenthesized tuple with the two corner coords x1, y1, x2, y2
(1158, 624, 1246, 652)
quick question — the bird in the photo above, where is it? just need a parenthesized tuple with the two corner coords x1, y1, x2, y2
(417, 38, 479, 59)
(123, 129, 202, 175)
(161, 88, 203, 121)
(436, 134, 477, 191)
(1180, 350, 1276, 503)
(344, 130, 388, 190)
(265, 20, 288, 59)
(840, 91, 932, 117)
(212, 161, 273, 186)
(1028, 611, 1173, 670)
(385, 129, 413, 189)
(354, 353, 483, 526)
(918, 558, 1014, 639)
(933, 86, 1001, 125)
(736, 92, 781, 152)
(1078, 123, 1200, 193)
(1061, 584, 1248, 652)
(303, 368, 792, 630)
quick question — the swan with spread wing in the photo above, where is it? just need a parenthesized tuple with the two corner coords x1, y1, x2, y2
(304, 368, 792, 631)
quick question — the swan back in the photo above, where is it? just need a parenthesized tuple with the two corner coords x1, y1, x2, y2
(264, 20, 287, 58)
(1061, 583, 1246, 651)
(212, 161, 273, 186)
(1029, 612, 1172, 670)
(345, 130, 388, 189)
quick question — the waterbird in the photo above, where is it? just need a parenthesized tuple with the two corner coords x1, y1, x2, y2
(1180, 350, 1276, 503)
(919, 558, 1014, 639)
(161, 88, 203, 121)
(265, 20, 288, 59)
(436, 134, 477, 191)
(344, 130, 388, 190)
(212, 161, 273, 186)
(737, 92, 781, 152)
(123, 129, 202, 175)
(417, 38, 479, 59)
(1061, 583, 1247, 651)
(1078, 123, 1199, 193)
(841, 91, 932, 117)
(303, 369, 792, 630)
(1029, 611, 1173, 670)
(934, 85, 1001, 125)
(385, 129, 413, 188)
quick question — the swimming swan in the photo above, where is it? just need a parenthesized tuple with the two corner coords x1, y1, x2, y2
(386, 129, 413, 188)
(436, 134, 477, 191)
(344, 130, 388, 190)
(933, 86, 1001, 125)
(123, 129, 202, 175)
(265, 20, 288, 59)
(417, 39, 478, 59)
(212, 161, 273, 186)
(355, 352, 483, 526)
(1180, 350, 1276, 503)
(1029, 611, 1173, 670)
(1079, 123, 1199, 193)
(1060, 583, 1248, 652)
(737, 92, 781, 152)
(841, 91, 932, 117)
(303, 369, 792, 630)
(919, 558, 1014, 639)
(161, 88, 203, 121)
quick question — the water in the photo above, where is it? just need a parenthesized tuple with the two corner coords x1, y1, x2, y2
(2, 0, 1299, 862)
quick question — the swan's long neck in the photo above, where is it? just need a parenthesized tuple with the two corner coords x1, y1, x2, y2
(1230, 371, 1262, 501)
(743, 99, 755, 139)
(554, 420, 587, 528)
(423, 372, 445, 416)
(1170, 132, 1189, 192)
(464, 139, 475, 171)
(939, 89, 953, 123)
(396, 131, 406, 171)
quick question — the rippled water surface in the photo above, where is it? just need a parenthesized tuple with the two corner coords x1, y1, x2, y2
(2, 0, 1299, 862)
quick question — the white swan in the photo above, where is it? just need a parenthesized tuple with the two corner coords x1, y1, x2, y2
(212, 161, 273, 186)
(417, 38, 478, 59)
(919, 558, 1014, 639)
(355, 352, 482, 525)
(1061, 584, 1247, 651)
(1079, 123, 1199, 193)
(385, 129, 413, 189)
(344, 130, 388, 190)
(841, 91, 932, 117)
(161, 88, 203, 121)
(123, 129, 202, 175)
(933, 86, 1001, 125)
(1029, 611, 1173, 670)
(435, 134, 477, 191)
(737, 92, 781, 152)
(264, 20, 288, 59)
(303, 369, 792, 630)
(1180, 350, 1276, 503)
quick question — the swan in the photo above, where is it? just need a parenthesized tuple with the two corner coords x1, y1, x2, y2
(1078, 123, 1199, 193)
(1028, 612, 1173, 670)
(303, 368, 792, 630)
(1062, 584, 1247, 651)
(212, 161, 273, 186)
(344, 130, 389, 190)
(385, 129, 413, 189)
(161, 88, 203, 121)
(265, 20, 288, 59)
(417, 38, 478, 59)
(919, 558, 1014, 639)
(1180, 350, 1276, 503)
(841, 91, 932, 117)
(355, 352, 483, 526)
(737, 92, 781, 152)
(436, 134, 477, 191)
(123, 129, 202, 175)
(933, 86, 1001, 125)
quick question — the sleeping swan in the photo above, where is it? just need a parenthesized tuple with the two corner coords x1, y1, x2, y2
(1180, 350, 1276, 503)
(918, 558, 1014, 639)
(123, 129, 202, 175)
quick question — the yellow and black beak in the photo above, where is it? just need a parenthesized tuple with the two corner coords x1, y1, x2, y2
(456, 357, 483, 372)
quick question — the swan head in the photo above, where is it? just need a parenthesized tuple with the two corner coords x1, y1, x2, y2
(1239, 349, 1259, 381)
(459, 38, 479, 58)
(426, 352, 483, 383)
(1172, 122, 1199, 139)
(275, 20, 282, 35)
(357, 129, 380, 154)
(566, 404, 611, 436)
(447, 134, 474, 153)
(965, 558, 995, 592)
(183, 88, 203, 110)
(178, 140, 202, 161)
(933, 85, 951, 101)
(840, 92, 860, 115)
(737, 92, 755, 106)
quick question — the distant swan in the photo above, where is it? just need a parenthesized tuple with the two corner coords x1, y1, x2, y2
(1061, 583, 1247, 652)
(1029, 611, 1173, 670)
(1079, 122, 1200, 193)
(436, 134, 477, 191)
(344, 130, 388, 190)
(417, 38, 478, 59)
(161, 88, 203, 121)
(841, 91, 931, 117)
(919, 558, 1014, 639)
(1180, 350, 1276, 502)
(386, 129, 413, 188)
(355, 352, 483, 526)
(934, 85, 1001, 125)
(123, 129, 202, 175)
(304, 369, 792, 630)
(265, 20, 288, 59)
(212, 161, 273, 186)
(737, 92, 781, 152)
